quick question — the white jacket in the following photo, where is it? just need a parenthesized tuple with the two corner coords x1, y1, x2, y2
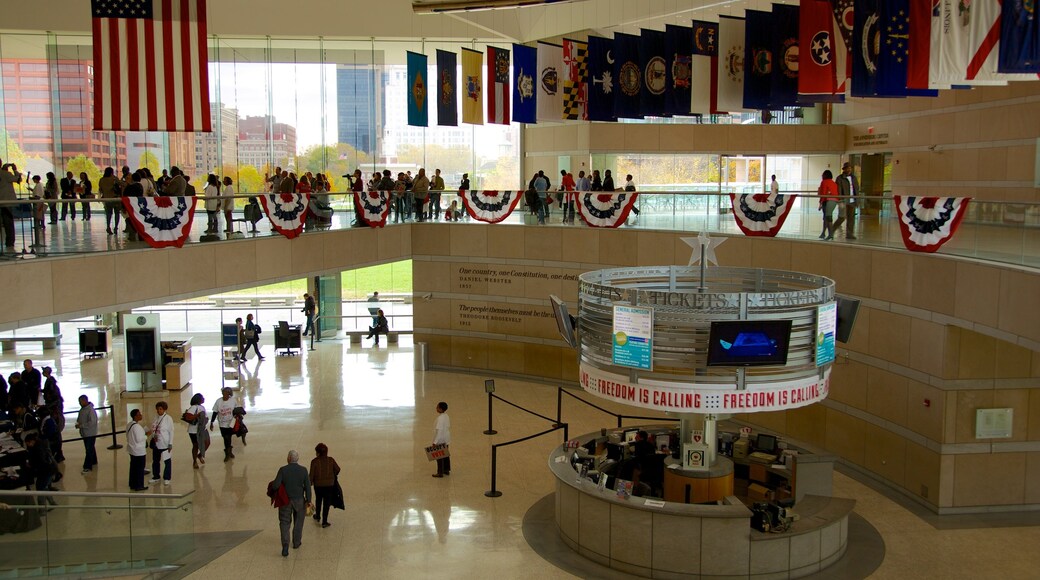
(433, 413, 451, 445)
(151, 413, 174, 450)
(204, 184, 220, 211)
(127, 421, 147, 456)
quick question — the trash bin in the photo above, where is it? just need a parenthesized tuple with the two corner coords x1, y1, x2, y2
(415, 342, 429, 371)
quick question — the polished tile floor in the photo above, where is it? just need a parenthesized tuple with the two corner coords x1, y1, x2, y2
(2, 337, 1040, 579)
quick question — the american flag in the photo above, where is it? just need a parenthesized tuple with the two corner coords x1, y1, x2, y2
(91, 0, 211, 132)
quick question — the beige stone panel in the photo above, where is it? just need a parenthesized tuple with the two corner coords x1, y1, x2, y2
(525, 343, 563, 379)
(115, 250, 170, 304)
(624, 124, 660, 151)
(487, 265, 526, 299)
(949, 149, 980, 183)
(902, 151, 929, 180)
(761, 125, 791, 152)
(375, 225, 405, 262)
(1002, 102, 1040, 140)
(213, 241, 259, 289)
(451, 262, 488, 295)
(842, 305, 870, 356)
(524, 126, 552, 152)
(909, 256, 956, 316)
(727, 125, 763, 152)
(906, 117, 930, 148)
(522, 304, 559, 341)
(689, 124, 729, 152)
(552, 124, 579, 150)
(486, 339, 526, 375)
(953, 390, 994, 443)
(448, 224, 487, 258)
(906, 379, 946, 443)
(995, 339, 1033, 379)
(1005, 142, 1038, 182)
(609, 504, 653, 570)
(829, 360, 868, 410)
(598, 229, 639, 267)
(413, 298, 450, 330)
(421, 333, 452, 367)
(795, 125, 831, 152)
(909, 318, 945, 379)
(0, 261, 53, 324)
(559, 269, 584, 301)
(320, 229, 357, 271)
(904, 441, 941, 506)
(1028, 390, 1040, 441)
(168, 245, 216, 296)
(824, 408, 867, 466)
(254, 237, 293, 282)
(952, 452, 1026, 506)
(711, 235, 752, 268)
(867, 310, 911, 367)
(485, 301, 526, 337)
(943, 325, 962, 380)
(979, 104, 1010, 141)
(589, 124, 626, 152)
(658, 125, 693, 152)
(750, 239, 792, 270)
(930, 112, 956, 148)
(290, 234, 325, 276)
(560, 228, 599, 264)
(828, 125, 847, 151)
(486, 225, 525, 259)
(828, 246, 872, 298)
(993, 389, 1031, 442)
(636, 231, 676, 266)
(51, 254, 117, 314)
(524, 227, 563, 261)
(561, 349, 580, 382)
(523, 267, 563, 301)
(787, 404, 826, 448)
(789, 242, 831, 277)
(863, 423, 907, 487)
(451, 299, 488, 333)
(866, 367, 909, 427)
(956, 328, 996, 380)
(410, 223, 450, 256)
(870, 251, 912, 306)
(976, 147, 1009, 182)
(700, 517, 750, 575)
(450, 336, 489, 370)
(1026, 453, 1040, 504)
(412, 260, 450, 293)
(652, 512, 702, 574)
(953, 108, 982, 144)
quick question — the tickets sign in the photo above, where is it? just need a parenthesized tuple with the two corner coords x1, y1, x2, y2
(578, 363, 830, 413)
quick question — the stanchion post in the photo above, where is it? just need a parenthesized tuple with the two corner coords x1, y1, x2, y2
(483, 381, 497, 435)
(617, 414, 623, 429)
(556, 387, 562, 426)
(562, 423, 569, 443)
(106, 405, 123, 450)
(484, 445, 502, 497)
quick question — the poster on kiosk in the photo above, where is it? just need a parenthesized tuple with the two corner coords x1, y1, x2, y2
(612, 305, 653, 370)
(816, 302, 837, 367)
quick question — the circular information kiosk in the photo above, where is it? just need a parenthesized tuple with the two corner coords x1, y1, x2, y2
(550, 264, 854, 578)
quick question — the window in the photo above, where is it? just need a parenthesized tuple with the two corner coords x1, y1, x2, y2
(19, 63, 47, 72)
(20, 90, 49, 100)
(19, 76, 48, 85)
(58, 90, 84, 100)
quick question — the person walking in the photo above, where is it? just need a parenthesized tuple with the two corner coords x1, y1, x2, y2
(127, 409, 148, 491)
(837, 162, 859, 240)
(210, 387, 237, 462)
(302, 293, 316, 336)
(75, 395, 99, 474)
(186, 393, 208, 469)
(309, 443, 341, 528)
(817, 170, 841, 241)
(273, 450, 312, 557)
(148, 401, 174, 486)
(431, 402, 451, 478)
(240, 313, 264, 360)
(770, 174, 779, 197)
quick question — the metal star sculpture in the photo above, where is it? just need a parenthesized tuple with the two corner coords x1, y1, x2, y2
(682, 232, 725, 266)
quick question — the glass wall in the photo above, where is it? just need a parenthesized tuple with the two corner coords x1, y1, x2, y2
(0, 33, 521, 194)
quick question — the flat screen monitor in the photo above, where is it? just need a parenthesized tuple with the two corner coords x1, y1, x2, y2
(755, 434, 778, 453)
(835, 296, 861, 344)
(624, 430, 639, 443)
(125, 329, 157, 372)
(706, 320, 792, 367)
(549, 295, 578, 348)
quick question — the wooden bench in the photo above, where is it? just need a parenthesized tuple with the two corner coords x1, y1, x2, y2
(212, 295, 296, 307)
(0, 335, 62, 352)
(344, 330, 412, 344)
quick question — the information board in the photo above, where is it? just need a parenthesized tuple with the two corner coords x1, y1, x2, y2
(815, 302, 837, 367)
(612, 305, 653, 370)
(221, 323, 240, 348)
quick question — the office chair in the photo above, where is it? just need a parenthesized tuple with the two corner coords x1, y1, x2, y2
(277, 321, 297, 356)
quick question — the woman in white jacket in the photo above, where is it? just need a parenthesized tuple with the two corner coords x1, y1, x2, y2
(147, 401, 174, 485)
(204, 174, 221, 234)
(127, 409, 148, 491)
(221, 176, 235, 233)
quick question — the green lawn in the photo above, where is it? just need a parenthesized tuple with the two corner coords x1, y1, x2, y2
(186, 260, 413, 302)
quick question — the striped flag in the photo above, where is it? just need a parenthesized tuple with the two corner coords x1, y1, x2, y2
(487, 46, 510, 125)
(91, 0, 211, 132)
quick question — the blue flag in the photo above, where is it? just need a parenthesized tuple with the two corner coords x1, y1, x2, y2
(877, 0, 937, 97)
(851, 0, 880, 97)
(406, 51, 428, 127)
(743, 9, 772, 110)
(1000, 0, 1040, 73)
(436, 50, 457, 126)
(587, 36, 616, 122)
(614, 32, 642, 119)
(512, 43, 537, 124)
(771, 3, 800, 107)
(665, 24, 693, 116)
(639, 29, 667, 117)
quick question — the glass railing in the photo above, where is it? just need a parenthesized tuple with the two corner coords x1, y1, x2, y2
(0, 489, 194, 577)
(0, 191, 1037, 268)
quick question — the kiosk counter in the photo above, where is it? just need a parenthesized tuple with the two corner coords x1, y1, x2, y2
(549, 429, 854, 579)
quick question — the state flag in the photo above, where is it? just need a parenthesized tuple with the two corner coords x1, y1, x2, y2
(587, 36, 617, 121)
(878, 0, 939, 97)
(563, 38, 589, 120)
(536, 42, 564, 122)
(512, 43, 538, 124)
(461, 48, 484, 125)
(743, 9, 773, 110)
(406, 51, 428, 127)
(931, 0, 1006, 87)
(999, 0, 1040, 73)
(436, 50, 458, 126)
(690, 20, 719, 114)
(613, 32, 642, 119)
(799, 0, 847, 102)
(907, 0, 933, 89)
(639, 28, 667, 117)
(487, 46, 511, 124)
(665, 24, 693, 116)
(717, 15, 748, 113)
(771, 3, 800, 107)
(968, 0, 1036, 81)
(852, 0, 882, 97)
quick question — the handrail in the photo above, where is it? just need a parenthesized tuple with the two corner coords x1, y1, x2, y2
(0, 489, 192, 500)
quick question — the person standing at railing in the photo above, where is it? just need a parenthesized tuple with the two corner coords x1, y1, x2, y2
(817, 170, 840, 241)
(75, 394, 98, 474)
(44, 171, 59, 225)
(837, 162, 859, 240)
(59, 170, 76, 221)
(350, 169, 366, 227)
(560, 170, 576, 224)
(126, 408, 148, 491)
(590, 169, 602, 191)
(0, 160, 22, 252)
(222, 176, 235, 234)
(413, 168, 430, 223)
(76, 172, 93, 221)
(770, 174, 779, 197)
(393, 172, 408, 224)
(203, 174, 221, 235)
(430, 168, 445, 220)
(99, 167, 121, 235)
(164, 167, 187, 197)
(147, 401, 173, 486)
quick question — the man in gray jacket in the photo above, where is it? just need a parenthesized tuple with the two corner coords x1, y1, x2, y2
(273, 449, 312, 557)
(75, 395, 99, 474)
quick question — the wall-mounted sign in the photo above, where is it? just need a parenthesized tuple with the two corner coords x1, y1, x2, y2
(975, 408, 1013, 439)
(579, 363, 830, 413)
(612, 305, 653, 370)
(816, 302, 837, 367)
(683, 444, 707, 470)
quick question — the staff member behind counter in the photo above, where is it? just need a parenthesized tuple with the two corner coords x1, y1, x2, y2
(614, 431, 666, 498)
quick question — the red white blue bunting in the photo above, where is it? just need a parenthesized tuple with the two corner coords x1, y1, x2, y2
(576, 192, 638, 228)
(259, 193, 310, 239)
(356, 190, 394, 228)
(458, 190, 524, 224)
(121, 196, 197, 248)
(893, 195, 971, 253)
(729, 193, 798, 237)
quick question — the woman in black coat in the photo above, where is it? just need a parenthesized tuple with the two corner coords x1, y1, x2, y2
(366, 309, 390, 346)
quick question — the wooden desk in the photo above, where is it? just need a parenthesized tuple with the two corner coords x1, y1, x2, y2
(662, 456, 735, 504)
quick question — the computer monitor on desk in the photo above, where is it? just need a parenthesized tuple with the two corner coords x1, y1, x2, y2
(755, 434, 777, 454)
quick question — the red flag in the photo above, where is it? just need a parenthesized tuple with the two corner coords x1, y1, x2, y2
(487, 46, 510, 125)
(907, 0, 935, 89)
(799, 0, 847, 98)
(91, 0, 211, 132)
